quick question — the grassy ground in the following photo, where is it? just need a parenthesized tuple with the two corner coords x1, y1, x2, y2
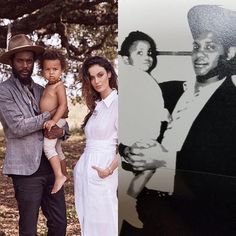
(0, 133, 85, 236)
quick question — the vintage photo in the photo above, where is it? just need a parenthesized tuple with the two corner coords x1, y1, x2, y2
(118, 0, 236, 235)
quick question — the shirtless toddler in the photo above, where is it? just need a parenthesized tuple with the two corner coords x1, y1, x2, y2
(40, 49, 67, 194)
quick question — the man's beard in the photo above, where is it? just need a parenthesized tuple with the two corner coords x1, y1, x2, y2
(12, 66, 33, 85)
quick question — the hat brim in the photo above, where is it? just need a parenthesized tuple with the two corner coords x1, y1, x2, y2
(0, 45, 45, 65)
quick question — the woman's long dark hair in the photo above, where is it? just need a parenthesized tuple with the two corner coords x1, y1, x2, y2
(119, 31, 157, 73)
(80, 56, 118, 129)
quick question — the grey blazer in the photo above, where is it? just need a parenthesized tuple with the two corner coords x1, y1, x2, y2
(0, 75, 50, 175)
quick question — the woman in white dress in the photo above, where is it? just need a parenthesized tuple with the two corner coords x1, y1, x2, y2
(73, 56, 118, 236)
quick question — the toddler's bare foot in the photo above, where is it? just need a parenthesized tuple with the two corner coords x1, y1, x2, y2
(51, 175, 67, 194)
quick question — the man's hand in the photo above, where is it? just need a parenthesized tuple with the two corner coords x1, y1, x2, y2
(43, 125, 64, 139)
(124, 140, 167, 171)
(132, 138, 159, 149)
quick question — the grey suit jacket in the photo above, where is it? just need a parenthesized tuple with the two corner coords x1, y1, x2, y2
(0, 75, 51, 175)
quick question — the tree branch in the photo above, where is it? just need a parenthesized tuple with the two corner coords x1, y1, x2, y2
(0, 0, 53, 20)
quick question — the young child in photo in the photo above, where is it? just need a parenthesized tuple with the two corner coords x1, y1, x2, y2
(119, 31, 169, 198)
(40, 48, 68, 194)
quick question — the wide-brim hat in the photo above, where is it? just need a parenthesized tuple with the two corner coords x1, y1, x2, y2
(188, 5, 236, 49)
(0, 34, 45, 65)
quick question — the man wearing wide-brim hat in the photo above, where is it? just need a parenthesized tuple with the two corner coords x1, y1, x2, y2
(0, 34, 67, 235)
(121, 5, 236, 235)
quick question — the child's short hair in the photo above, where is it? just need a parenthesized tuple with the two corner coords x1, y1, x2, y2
(39, 48, 67, 71)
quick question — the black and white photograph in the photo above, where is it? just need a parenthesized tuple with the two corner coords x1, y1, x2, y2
(118, 0, 236, 235)
(0, 1, 118, 235)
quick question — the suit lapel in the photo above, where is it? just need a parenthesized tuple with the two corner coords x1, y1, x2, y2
(181, 76, 236, 150)
(10, 75, 37, 116)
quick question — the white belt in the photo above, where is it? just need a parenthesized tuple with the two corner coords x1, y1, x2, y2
(84, 139, 116, 153)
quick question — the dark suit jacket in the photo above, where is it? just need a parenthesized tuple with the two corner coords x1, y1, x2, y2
(175, 76, 236, 208)
(134, 77, 236, 236)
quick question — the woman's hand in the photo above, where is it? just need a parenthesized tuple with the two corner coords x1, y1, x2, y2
(92, 166, 112, 179)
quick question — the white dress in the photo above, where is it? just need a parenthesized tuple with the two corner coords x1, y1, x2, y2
(74, 90, 118, 236)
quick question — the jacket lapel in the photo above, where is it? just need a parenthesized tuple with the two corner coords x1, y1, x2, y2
(10, 75, 37, 116)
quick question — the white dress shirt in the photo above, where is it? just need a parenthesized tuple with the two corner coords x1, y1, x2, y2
(85, 89, 118, 143)
(156, 78, 226, 193)
(162, 78, 226, 152)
